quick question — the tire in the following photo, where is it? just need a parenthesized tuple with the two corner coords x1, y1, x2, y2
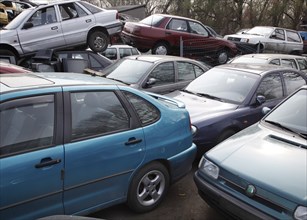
(217, 129, 236, 144)
(216, 49, 229, 65)
(127, 162, 170, 213)
(88, 31, 109, 53)
(0, 49, 18, 64)
(138, 48, 150, 53)
(152, 42, 170, 55)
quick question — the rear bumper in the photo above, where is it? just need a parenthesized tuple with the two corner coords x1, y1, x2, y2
(121, 32, 153, 49)
(168, 143, 197, 183)
(194, 171, 275, 220)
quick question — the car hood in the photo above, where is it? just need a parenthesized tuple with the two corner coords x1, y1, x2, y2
(165, 90, 238, 123)
(207, 123, 307, 204)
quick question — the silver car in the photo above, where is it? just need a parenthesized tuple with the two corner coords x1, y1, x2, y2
(224, 26, 304, 55)
(0, 0, 122, 62)
(229, 53, 307, 74)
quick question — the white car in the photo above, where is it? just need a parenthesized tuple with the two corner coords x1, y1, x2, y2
(224, 26, 304, 55)
(100, 44, 141, 61)
(229, 53, 307, 74)
(0, 0, 122, 62)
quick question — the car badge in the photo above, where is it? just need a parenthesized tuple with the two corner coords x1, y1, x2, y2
(245, 184, 256, 197)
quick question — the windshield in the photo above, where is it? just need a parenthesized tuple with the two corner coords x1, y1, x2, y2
(185, 68, 258, 103)
(4, 8, 34, 29)
(105, 59, 153, 84)
(246, 27, 274, 36)
(264, 89, 307, 136)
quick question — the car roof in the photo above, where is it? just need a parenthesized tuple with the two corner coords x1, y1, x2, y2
(124, 54, 201, 63)
(107, 44, 137, 49)
(216, 63, 299, 76)
(0, 72, 123, 93)
(153, 13, 199, 22)
(234, 53, 306, 60)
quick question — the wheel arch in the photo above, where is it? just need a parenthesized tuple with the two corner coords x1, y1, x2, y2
(0, 44, 20, 59)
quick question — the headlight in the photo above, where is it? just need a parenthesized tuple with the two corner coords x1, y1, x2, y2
(294, 206, 307, 220)
(240, 38, 249, 43)
(198, 157, 219, 179)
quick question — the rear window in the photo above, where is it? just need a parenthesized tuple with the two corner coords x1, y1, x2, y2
(140, 15, 164, 27)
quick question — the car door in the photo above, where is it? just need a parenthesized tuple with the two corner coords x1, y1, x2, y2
(0, 92, 64, 220)
(18, 5, 65, 54)
(266, 28, 286, 52)
(284, 30, 303, 53)
(63, 88, 145, 214)
(58, 2, 91, 45)
(142, 61, 177, 94)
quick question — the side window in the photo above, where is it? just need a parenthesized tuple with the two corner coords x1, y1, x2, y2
(101, 48, 117, 60)
(269, 59, 281, 66)
(297, 58, 307, 72)
(28, 6, 56, 26)
(283, 72, 306, 95)
(71, 91, 129, 140)
(281, 59, 298, 69)
(188, 21, 208, 36)
(123, 91, 160, 125)
(0, 95, 55, 156)
(149, 62, 175, 86)
(59, 3, 86, 20)
(131, 48, 140, 55)
(194, 65, 205, 77)
(119, 48, 132, 58)
(256, 73, 283, 100)
(167, 19, 188, 32)
(286, 31, 301, 42)
(271, 29, 285, 40)
(177, 62, 196, 81)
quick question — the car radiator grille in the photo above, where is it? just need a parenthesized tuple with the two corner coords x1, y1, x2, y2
(219, 175, 292, 215)
(227, 37, 241, 42)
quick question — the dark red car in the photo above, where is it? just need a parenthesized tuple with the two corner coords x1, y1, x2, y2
(0, 61, 31, 73)
(121, 14, 238, 64)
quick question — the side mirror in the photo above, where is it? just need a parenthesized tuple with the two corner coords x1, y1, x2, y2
(146, 78, 157, 86)
(262, 107, 271, 115)
(22, 22, 33, 29)
(256, 95, 266, 105)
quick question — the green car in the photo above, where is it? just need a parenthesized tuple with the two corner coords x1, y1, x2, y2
(194, 85, 307, 219)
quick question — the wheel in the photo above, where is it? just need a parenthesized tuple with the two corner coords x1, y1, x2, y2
(216, 49, 229, 64)
(152, 42, 170, 55)
(217, 129, 236, 144)
(138, 48, 150, 53)
(88, 31, 109, 53)
(127, 162, 170, 213)
(0, 49, 18, 64)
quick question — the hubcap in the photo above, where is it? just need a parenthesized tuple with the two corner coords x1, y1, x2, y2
(93, 36, 105, 49)
(218, 52, 228, 64)
(137, 170, 165, 206)
(155, 46, 167, 55)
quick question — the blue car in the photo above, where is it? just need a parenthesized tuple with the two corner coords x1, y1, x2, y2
(0, 72, 196, 219)
(165, 63, 307, 155)
(194, 85, 307, 219)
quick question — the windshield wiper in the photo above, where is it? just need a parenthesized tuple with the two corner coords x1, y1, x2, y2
(264, 120, 307, 140)
(195, 93, 225, 102)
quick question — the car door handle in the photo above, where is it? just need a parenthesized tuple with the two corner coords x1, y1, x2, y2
(35, 157, 61, 168)
(51, 26, 58, 30)
(165, 32, 172, 35)
(86, 19, 92, 23)
(125, 137, 142, 145)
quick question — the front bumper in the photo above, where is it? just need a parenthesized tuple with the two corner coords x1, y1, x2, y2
(232, 42, 259, 54)
(194, 171, 275, 220)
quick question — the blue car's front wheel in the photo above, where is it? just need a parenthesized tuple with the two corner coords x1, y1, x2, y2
(127, 162, 170, 213)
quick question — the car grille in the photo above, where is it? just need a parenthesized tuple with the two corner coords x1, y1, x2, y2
(227, 37, 241, 42)
(218, 172, 293, 216)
